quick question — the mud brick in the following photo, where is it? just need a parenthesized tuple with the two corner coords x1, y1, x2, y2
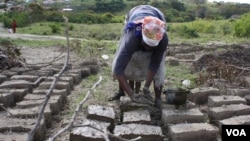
(244, 76, 250, 86)
(46, 67, 61, 74)
(70, 119, 111, 141)
(161, 108, 204, 125)
(67, 69, 82, 78)
(62, 73, 81, 85)
(113, 123, 164, 141)
(16, 95, 62, 115)
(162, 101, 196, 110)
(80, 67, 91, 78)
(208, 104, 250, 122)
(8, 106, 52, 128)
(0, 74, 7, 84)
(0, 133, 28, 141)
(38, 81, 71, 95)
(245, 95, 250, 105)
(26, 64, 44, 70)
(1, 71, 18, 78)
(175, 53, 195, 60)
(0, 93, 15, 107)
(0, 80, 33, 92)
(119, 96, 148, 112)
(88, 65, 100, 74)
(9, 67, 32, 74)
(44, 76, 74, 90)
(0, 103, 3, 110)
(23, 70, 54, 77)
(87, 105, 115, 124)
(208, 96, 246, 107)
(188, 87, 220, 105)
(0, 89, 29, 102)
(67, 68, 91, 78)
(52, 63, 72, 70)
(219, 115, 250, 133)
(24, 94, 46, 100)
(167, 57, 179, 66)
(123, 109, 151, 124)
(10, 75, 39, 82)
(40, 68, 55, 75)
(227, 88, 250, 97)
(0, 118, 46, 141)
(32, 89, 67, 103)
(78, 60, 98, 66)
(169, 123, 218, 141)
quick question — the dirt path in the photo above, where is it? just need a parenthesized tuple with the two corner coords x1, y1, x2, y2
(0, 33, 79, 41)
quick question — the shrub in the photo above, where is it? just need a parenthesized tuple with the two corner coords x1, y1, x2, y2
(69, 25, 74, 30)
(191, 20, 216, 34)
(233, 13, 250, 37)
(49, 23, 61, 34)
(175, 25, 199, 38)
(221, 23, 232, 35)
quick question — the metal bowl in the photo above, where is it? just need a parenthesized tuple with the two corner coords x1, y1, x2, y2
(163, 88, 189, 105)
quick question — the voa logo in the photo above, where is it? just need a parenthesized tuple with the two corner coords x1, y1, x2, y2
(226, 129, 246, 136)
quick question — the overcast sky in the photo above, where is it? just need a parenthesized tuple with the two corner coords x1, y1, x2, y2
(208, 0, 250, 4)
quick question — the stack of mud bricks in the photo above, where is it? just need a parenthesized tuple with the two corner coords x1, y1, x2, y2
(70, 100, 164, 141)
(69, 86, 250, 141)
(0, 60, 99, 141)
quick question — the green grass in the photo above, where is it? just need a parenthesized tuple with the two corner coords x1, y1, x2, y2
(0, 38, 67, 48)
(165, 63, 197, 88)
(1, 19, 249, 86)
(19, 39, 66, 47)
(17, 22, 123, 40)
(13, 19, 249, 45)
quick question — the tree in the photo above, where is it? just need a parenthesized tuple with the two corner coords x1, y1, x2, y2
(187, 0, 207, 4)
(95, 0, 126, 12)
(27, 3, 44, 23)
(195, 5, 207, 18)
(171, 1, 186, 11)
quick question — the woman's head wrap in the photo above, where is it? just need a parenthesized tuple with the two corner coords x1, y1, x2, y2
(142, 16, 165, 47)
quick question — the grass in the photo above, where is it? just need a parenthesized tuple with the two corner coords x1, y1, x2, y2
(1, 19, 249, 91)
(15, 38, 67, 47)
(165, 63, 197, 88)
(17, 22, 123, 40)
(12, 19, 249, 45)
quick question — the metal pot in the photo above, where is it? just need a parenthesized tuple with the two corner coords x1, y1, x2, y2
(163, 88, 189, 106)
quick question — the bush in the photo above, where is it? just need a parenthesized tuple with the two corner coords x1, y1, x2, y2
(175, 25, 199, 38)
(233, 13, 250, 37)
(49, 23, 61, 34)
(1, 12, 29, 28)
(191, 20, 216, 34)
(221, 23, 232, 35)
(69, 25, 74, 30)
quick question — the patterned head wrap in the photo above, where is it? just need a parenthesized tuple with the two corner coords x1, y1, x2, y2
(142, 16, 165, 47)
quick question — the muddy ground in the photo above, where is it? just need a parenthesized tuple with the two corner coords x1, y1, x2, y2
(1, 34, 250, 140)
(33, 42, 250, 140)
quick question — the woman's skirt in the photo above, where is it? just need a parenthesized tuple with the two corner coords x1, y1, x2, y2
(112, 46, 165, 89)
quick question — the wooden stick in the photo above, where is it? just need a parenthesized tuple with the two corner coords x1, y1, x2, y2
(26, 16, 70, 141)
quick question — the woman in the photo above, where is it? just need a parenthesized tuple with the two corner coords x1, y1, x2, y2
(111, 5, 169, 108)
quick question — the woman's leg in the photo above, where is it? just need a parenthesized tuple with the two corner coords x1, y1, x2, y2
(129, 80, 135, 91)
(135, 81, 141, 94)
(154, 82, 163, 108)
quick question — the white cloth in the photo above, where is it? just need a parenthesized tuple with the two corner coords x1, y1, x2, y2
(112, 49, 166, 89)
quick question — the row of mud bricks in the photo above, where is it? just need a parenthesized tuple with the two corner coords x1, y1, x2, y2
(70, 85, 250, 141)
(1, 64, 250, 141)
(0, 60, 99, 141)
